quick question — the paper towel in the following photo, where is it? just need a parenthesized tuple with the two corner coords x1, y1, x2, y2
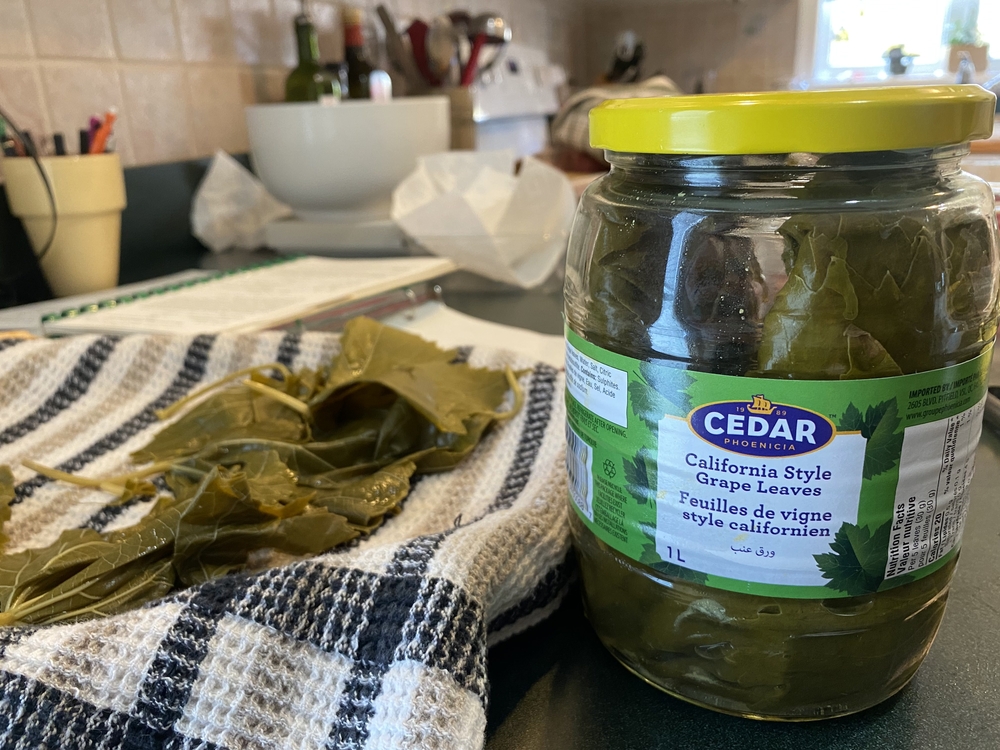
(391, 151, 576, 288)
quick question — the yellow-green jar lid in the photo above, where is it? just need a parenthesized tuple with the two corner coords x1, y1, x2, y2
(589, 85, 997, 155)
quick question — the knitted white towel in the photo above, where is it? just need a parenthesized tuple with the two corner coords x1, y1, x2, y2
(0, 331, 570, 750)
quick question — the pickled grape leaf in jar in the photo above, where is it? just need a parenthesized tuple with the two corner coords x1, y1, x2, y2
(754, 219, 903, 379)
(757, 210, 998, 378)
(585, 199, 672, 353)
(671, 218, 766, 374)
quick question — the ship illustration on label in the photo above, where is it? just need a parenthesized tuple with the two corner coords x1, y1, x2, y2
(688, 394, 835, 458)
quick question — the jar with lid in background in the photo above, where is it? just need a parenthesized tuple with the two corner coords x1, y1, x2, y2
(563, 86, 999, 720)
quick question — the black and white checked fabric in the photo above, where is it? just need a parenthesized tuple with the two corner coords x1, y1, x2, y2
(0, 331, 570, 750)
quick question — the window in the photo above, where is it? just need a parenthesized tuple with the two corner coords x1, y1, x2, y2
(979, 2, 1000, 52)
(810, 0, 999, 81)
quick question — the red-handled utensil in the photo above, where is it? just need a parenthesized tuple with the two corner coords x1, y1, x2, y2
(407, 19, 440, 87)
(461, 32, 487, 87)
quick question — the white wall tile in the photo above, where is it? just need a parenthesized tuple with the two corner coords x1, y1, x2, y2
(240, 66, 287, 105)
(579, 0, 797, 93)
(230, 0, 276, 66)
(27, 0, 116, 59)
(39, 61, 133, 163)
(264, 67, 288, 101)
(513, 1, 549, 52)
(121, 64, 195, 163)
(176, 0, 236, 62)
(6, 0, 575, 167)
(0, 0, 34, 58)
(109, 0, 181, 62)
(272, 0, 302, 67)
(186, 65, 248, 155)
(0, 62, 50, 139)
(311, 1, 343, 63)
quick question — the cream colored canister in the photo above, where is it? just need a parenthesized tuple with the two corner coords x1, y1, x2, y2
(2, 154, 126, 297)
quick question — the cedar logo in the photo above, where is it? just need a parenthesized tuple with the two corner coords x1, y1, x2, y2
(688, 395, 835, 457)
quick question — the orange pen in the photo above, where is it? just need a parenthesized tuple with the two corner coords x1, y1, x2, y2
(88, 111, 116, 154)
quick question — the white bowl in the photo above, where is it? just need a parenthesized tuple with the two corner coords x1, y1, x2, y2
(246, 97, 450, 221)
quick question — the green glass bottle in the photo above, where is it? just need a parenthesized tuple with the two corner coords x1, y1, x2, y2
(342, 6, 373, 99)
(285, 2, 340, 103)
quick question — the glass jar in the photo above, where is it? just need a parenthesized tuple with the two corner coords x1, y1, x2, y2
(563, 87, 1000, 720)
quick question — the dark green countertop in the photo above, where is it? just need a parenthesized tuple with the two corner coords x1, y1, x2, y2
(443, 285, 565, 337)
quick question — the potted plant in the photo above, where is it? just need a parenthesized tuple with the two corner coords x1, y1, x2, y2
(948, 21, 989, 72)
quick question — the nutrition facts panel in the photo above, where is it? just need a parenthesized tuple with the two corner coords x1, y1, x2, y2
(884, 397, 986, 580)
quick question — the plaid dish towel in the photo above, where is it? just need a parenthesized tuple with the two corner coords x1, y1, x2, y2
(0, 331, 570, 750)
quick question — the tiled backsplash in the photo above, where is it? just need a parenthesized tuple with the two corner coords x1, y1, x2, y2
(0, 0, 582, 167)
(580, 0, 798, 94)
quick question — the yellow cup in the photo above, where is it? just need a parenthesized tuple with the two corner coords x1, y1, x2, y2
(2, 153, 127, 297)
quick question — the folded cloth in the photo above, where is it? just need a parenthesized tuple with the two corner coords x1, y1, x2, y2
(550, 74, 683, 162)
(0, 331, 569, 750)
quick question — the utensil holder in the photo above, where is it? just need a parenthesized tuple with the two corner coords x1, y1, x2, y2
(2, 153, 126, 297)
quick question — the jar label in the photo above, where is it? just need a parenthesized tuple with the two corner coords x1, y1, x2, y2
(564, 328, 992, 599)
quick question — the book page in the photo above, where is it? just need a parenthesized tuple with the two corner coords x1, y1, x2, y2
(45, 257, 456, 336)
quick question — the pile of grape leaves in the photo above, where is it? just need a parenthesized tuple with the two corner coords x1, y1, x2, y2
(0, 318, 521, 626)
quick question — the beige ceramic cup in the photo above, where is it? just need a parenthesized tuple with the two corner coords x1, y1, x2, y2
(2, 153, 126, 297)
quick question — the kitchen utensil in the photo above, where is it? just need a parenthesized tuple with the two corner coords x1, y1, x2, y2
(468, 13, 511, 77)
(448, 10, 472, 72)
(445, 43, 560, 156)
(427, 16, 457, 83)
(447, 10, 471, 36)
(461, 32, 487, 87)
(375, 4, 427, 94)
(406, 19, 440, 87)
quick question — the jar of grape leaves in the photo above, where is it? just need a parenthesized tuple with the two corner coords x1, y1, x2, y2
(563, 86, 1000, 720)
